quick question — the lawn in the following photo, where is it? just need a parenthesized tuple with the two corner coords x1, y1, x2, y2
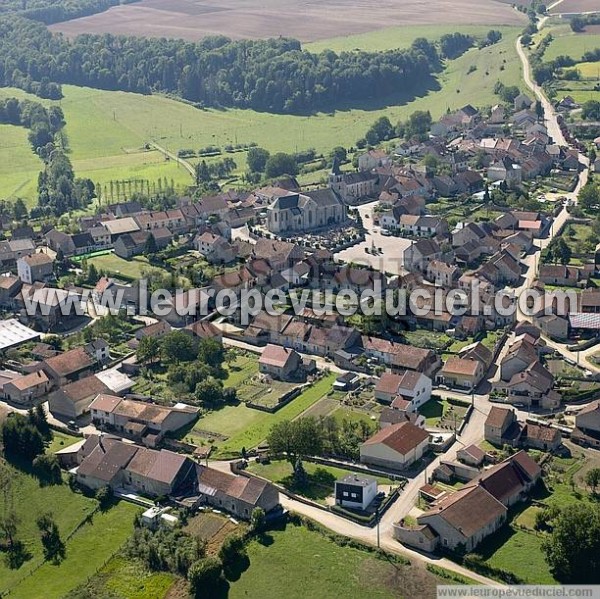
(46, 431, 81, 454)
(188, 373, 337, 456)
(478, 524, 556, 584)
(9, 502, 140, 599)
(418, 397, 467, 428)
(229, 522, 444, 599)
(87, 252, 151, 279)
(247, 459, 394, 503)
(224, 353, 259, 388)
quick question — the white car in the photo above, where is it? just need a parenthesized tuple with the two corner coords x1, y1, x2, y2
(380, 229, 392, 236)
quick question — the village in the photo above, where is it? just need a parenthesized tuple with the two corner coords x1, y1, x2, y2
(1, 75, 600, 590)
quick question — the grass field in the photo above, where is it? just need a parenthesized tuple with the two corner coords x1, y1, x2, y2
(543, 25, 600, 61)
(0, 124, 44, 203)
(229, 521, 445, 598)
(573, 60, 600, 79)
(0, 23, 523, 204)
(0, 461, 139, 598)
(87, 252, 150, 279)
(9, 502, 140, 599)
(46, 431, 81, 454)
(187, 373, 336, 455)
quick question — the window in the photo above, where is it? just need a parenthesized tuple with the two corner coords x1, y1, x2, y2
(343, 491, 348, 497)
(351, 493, 357, 499)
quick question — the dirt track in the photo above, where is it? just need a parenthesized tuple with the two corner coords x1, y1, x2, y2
(49, 0, 526, 43)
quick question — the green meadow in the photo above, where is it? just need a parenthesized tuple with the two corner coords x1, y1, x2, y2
(0, 24, 523, 205)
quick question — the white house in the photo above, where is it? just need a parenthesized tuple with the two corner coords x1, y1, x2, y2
(360, 422, 429, 470)
(334, 474, 377, 510)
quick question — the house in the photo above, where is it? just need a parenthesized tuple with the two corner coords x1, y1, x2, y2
(437, 357, 484, 392)
(107, 201, 143, 218)
(362, 337, 441, 377)
(134, 209, 185, 233)
(76, 435, 196, 497)
(415, 484, 507, 552)
(360, 422, 430, 470)
(426, 261, 458, 287)
(103, 218, 141, 240)
(252, 239, 304, 273)
(0, 276, 22, 308)
(193, 463, 280, 519)
(484, 406, 522, 447)
(45, 229, 75, 256)
(89, 395, 198, 443)
(514, 93, 533, 111)
(575, 400, 600, 437)
(402, 239, 442, 272)
(335, 474, 378, 511)
(266, 188, 347, 235)
(474, 451, 541, 507)
(195, 232, 236, 264)
(487, 157, 522, 188)
(185, 321, 223, 343)
(114, 231, 152, 259)
(89, 225, 112, 248)
(500, 361, 556, 408)
(48, 375, 111, 420)
(258, 344, 302, 381)
(398, 215, 448, 238)
(538, 265, 581, 287)
(135, 320, 172, 341)
(374, 370, 432, 409)
(522, 423, 562, 451)
(358, 149, 390, 172)
(17, 253, 54, 284)
(500, 338, 538, 382)
(328, 160, 377, 203)
(41, 346, 97, 387)
(456, 444, 485, 467)
(3, 370, 51, 405)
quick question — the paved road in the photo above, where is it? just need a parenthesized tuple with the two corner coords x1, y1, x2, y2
(149, 141, 196, 180)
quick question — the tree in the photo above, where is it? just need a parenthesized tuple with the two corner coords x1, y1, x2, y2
(95, 485, 114, 509)
(250, 507, 266, 533)
(542, 237, 572, 265)
(586, 468, 600, 494)
(570, 15, 585, 32)
(188, 557, 224, 598)
(160, 331, 196, 364)
(582, 100, 600, 121)
(86, 262, 99, 285)
(137, 336, 161, 365)
(218, 534, 247, 579)
(32, 454, 62, 485)
(329, 146, 347, 165)
(542, 504, 600, 582)
(195, 160, 211, 184)
(145, 233, 158, 255)
(194, 377, 225, 405)
(12, 198, 27, 220)
(1, 414, 45, 462)
(535, 100, 544, 120)
(265, 153, 298, 178)
(267, 417, 323, 465)
(36, 513, 66, 564)
(521, 33, 532, 46)
(246, 147, 270, 173)
(579, 182, 600, 212)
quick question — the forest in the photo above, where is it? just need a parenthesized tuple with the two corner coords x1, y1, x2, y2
(0, 0, 134, 25)
(0, 15, 443, 113)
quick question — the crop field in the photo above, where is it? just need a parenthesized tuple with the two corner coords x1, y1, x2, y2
(49, 0, 525, 43)
(550, 0, 600, 13)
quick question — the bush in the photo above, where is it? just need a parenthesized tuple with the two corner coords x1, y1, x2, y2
(188, 557, 224, 598)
